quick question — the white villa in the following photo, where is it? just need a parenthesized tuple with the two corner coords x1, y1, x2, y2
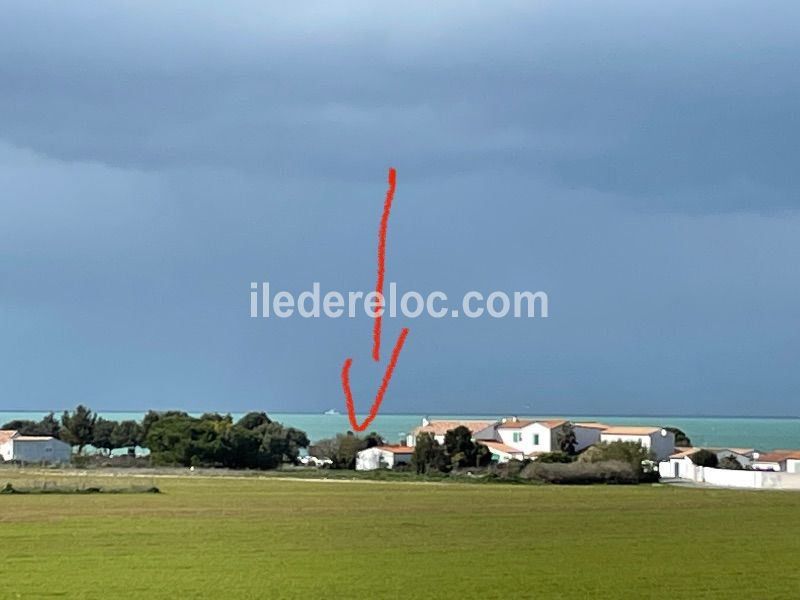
(0, 430, 72, 464)
(474, 417, 607, 462)
(599, 426, 676, 461)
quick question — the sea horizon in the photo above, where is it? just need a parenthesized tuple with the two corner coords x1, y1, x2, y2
(3, 410, 800, 451)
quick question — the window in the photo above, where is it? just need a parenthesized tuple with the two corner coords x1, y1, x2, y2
(512, 432, 522, 443)
(533, 434, 540, 445)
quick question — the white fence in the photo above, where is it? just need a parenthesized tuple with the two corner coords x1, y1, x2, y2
(661, 462, 800, 490)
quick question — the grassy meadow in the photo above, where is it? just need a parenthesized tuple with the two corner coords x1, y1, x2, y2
(1, 471, 799, 599)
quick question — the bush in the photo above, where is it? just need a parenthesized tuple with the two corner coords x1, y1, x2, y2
(487, 459, 528, 480)
(690, 449, 719, 468)
(535, 451, 573, 464)
(520, 460, 640, 485)
(718, 455, 745, 470)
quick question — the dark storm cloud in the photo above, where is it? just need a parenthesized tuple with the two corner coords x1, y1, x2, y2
(1, 1, 798, 210)
(1, 1, 800, 416)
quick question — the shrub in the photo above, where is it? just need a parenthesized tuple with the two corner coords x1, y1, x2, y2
(535, 451, 573, 464)
(718, 455, 744, 470)
(521, 460, 640, 485)
(690, 449, 719, 468)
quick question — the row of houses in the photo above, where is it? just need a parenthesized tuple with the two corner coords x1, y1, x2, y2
(356, 417, 677, 470)
(661, 447, 800, 479)
(0, 430, 72, 464)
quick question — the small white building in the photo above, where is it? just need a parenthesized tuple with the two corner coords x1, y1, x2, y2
(355, 445, 415, 471)
(660, 447, 755, 479)
(599, 426, 676, 461)
(0, 430, 72, 464)
(752, 450, 800, 472)
(477, 440, 526, 462)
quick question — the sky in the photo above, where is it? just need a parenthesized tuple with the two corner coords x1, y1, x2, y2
(1, 1, 799, 416)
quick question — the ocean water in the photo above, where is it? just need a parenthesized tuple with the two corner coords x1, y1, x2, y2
(2, 411, 800, 451)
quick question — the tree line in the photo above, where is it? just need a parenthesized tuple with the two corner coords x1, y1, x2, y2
(2, 406, 309, 469)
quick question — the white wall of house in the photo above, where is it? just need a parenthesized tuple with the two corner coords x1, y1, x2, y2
(659, 456, 695, 479)
(752, 460, 783, 472)
(600, 431, 675, 461)
(496, 423, 552, 455)
(6, 438, 71, 463)
(573, 426, 603, 452)
(787, 459, 800, 474)
(355, 447, 413, 471)
(0, 440, 14, 462)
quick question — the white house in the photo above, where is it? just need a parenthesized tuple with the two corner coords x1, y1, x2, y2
(355, 445, 415, 471)
(476, 440, 526, 462)
(660, 447, 755, 479)
(599, 426, 675, 461)
(0, 430, 72, 464)
(489, 417, 567, 457)
(406, 419, 496, 447)
(752, 450, 800, 472)
(475, 417, 603, 462)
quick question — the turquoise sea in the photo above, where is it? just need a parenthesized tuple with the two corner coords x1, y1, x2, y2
(2, 411, 800, 451)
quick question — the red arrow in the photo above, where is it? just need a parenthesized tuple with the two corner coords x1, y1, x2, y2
(341, 167, 410, 432)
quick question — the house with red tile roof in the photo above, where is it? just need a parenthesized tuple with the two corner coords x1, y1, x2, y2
(752, 450, 800, 472)
(405, 418, 496, 447)
(355, 445, 415, 471)
(600, 426, 676, 461)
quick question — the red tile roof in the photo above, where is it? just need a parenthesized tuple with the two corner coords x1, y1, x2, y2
(0, 430, 18, 444)
(601, 426, 663, 436)
(375, 445, 415, 454)
(477, 440, 523, 456)
(497, 418, 566, 430)
(755, 450, 800, 462)
(412, 420, 495, 436)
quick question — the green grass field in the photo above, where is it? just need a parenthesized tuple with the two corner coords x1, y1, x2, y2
(1, 472, 799, 599)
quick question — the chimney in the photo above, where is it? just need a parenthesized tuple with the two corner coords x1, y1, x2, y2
(512, 416, 519, 423)
(421, 417, 430, 427)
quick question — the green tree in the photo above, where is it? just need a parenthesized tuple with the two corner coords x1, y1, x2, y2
(92, 418, 118, 455)
(140, 410, 189, 448)
(412, 432, 451, 474)
(60, 405, 97, 454)
(111, 420, 142, 455)
(2, 413, 61, 437)
(444, 426, 477, 467)
(666, 427, 692, 447)
(145, 415, 222, 467)
(236, 412, 272, 430)
(554, 423, 578, 455)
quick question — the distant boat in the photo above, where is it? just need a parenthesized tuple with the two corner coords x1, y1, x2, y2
(324, 409, 339, 415)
